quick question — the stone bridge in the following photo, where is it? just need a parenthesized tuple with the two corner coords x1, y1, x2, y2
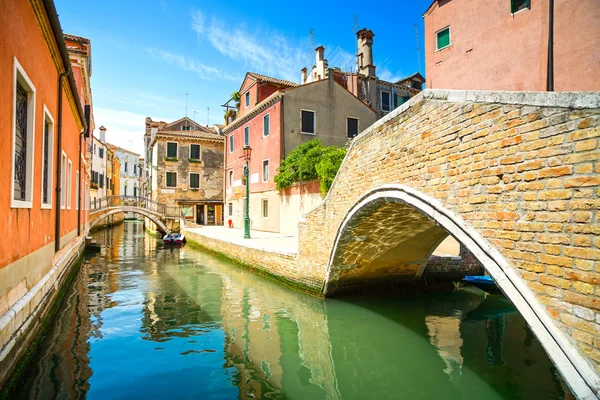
(90, 196, 181, 234)
(294, 90, 600, 398)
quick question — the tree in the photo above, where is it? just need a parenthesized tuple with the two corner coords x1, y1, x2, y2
(274, 139, 346, 194)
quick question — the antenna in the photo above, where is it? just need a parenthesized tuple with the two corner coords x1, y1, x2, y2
(193, 110, 198, 122)
(414, 24, 421, 74)
(207, 107, 210, 126)
(185, 93, 189, 117)
(309, 28, 314, 50)
(353, 15, 359, 69)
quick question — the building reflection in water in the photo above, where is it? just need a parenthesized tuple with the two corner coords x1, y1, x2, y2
(15, 223, 572, 400)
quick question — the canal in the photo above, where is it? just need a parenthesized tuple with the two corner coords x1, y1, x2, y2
(15, 221, 571, 399)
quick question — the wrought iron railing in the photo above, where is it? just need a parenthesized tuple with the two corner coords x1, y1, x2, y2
(90, 196, 183, 219)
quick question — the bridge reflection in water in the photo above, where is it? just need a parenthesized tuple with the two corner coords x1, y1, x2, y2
(15, 222, 571, 399)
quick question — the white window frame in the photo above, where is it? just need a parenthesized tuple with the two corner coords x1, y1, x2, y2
(435, 26, 451, 51)
(262, 159, 269, 182)
(245, 91, 250, 108)
(61, 151, 67, 209)
(300, 109, 316, 135)
(229, 170, 234, 187)
(190, 143, 201, 160)
(76, 171, 79, 210)
(229, 134, 234, 153)
(380, 90, 391, 112)
(346, 116, 360, 138)
(261, 199, 269, 219)
(244, 125, 250, 146)
(67, 159, 72, 209)
(189, 172, 200, 189)
(165, 171, 177, 188)
(166, 141, 178, 158)
(11, 57, 36, 208)
(41, 105, 54, 209)
(263, 113, 270, 137)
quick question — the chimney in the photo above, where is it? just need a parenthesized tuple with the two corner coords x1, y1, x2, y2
(315, 46, 328, 81)
(356, 28, 376, 77)
(301, 67, 307, 84)
(99, 125, 106, 143)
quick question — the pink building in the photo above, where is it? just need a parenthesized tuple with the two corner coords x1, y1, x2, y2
(424, 0, 600, 91)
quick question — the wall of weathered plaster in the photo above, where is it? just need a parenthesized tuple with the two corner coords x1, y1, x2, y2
(279, 181, 323, 235)
(296, 90, 600, 395)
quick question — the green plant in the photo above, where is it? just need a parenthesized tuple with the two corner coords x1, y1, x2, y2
(164, 156, 178, 162)
(274, 139, 346, 194)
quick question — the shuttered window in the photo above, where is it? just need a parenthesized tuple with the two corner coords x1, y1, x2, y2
(436, 27, 450, 50)
(190, 144, 201, 160)
(167, 142, 178, 158)
(166, 172, 177, 187)
(190, 173, 200, 189)
(347, 117, 359, 138)
(229, 134, 234, 153)
(263, 114, 270, 136)
(511, 0, 530, 13)
(244, 126, 249, 145)
(381, 91, 391, 112)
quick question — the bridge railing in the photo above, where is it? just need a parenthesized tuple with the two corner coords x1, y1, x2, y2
(90, 196, 182, 219)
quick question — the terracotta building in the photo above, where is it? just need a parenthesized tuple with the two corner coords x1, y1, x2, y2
(223, 71, 378, 233)
(423, 0, 600, 91)
(0, 0, 90, 386)
(145, 117, 225, 226)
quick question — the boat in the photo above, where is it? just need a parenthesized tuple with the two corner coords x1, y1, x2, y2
(463, 275, 502, 294)
(163, 233, 186, 246)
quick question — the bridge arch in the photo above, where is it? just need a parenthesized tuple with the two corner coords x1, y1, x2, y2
(325, 184, 598, 398)
(90, 207, 170, 234)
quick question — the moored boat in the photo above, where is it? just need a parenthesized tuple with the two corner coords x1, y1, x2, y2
(463, 275, 502, 294)
(163, 233, 186, 246)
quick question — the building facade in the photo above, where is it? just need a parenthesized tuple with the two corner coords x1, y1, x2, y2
(146, 117, 224, 225)
(90, 126, 108, 202)
(223, 71, 378, 233)
(0, 0, 90, 386)
(112, 146, 141, 197)
(423, 0, 600, 91)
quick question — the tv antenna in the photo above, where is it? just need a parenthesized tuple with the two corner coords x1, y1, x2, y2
(414, 24, 421, 73)
(193, 110, 198, 122)
(185, 93, 189, 117)
(207, 107, 210, 126)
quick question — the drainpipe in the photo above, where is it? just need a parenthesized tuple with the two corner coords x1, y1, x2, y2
(547, 0, 554, 91)
(55, 71, 70, 252)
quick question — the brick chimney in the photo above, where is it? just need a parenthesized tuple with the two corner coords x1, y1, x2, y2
(315, 46, 328, 80)
(99, 125, 106, 143)
(301, 67, 307, 84)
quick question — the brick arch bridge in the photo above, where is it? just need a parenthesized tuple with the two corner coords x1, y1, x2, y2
(90, 206, 170, 234)
(295, 90, 600, 398)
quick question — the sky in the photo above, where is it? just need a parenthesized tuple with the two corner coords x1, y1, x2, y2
(55, 0, 431, 155)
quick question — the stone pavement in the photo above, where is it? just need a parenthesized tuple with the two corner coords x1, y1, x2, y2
(183, 226, 298, 256)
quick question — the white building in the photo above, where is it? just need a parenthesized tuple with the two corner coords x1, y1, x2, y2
(90, 126, 108, 203)
(113, 147, 141, 197)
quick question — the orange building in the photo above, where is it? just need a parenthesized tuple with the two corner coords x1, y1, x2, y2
(0, 0, 90, 387)
(423, 0, 600, 91)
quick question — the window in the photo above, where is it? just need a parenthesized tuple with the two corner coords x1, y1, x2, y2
(245, 91, 250, 108)
(76, 171, 79, 210)
(12, 58, 36, 208)
(244, 126, 249, 146)
(263, 114, 270, 136)
(229, 134, 234, 153)
(167, 142, 178, 158)
(190, 144, 201, 160)
(124, 162, 128, 172)
(262, 159, 269, 182)
(99, 173, 104, 189)
(61, 152, 66, 209)
(262, 199, 268, 218)
(41, 107, 54, 208)
(301, 110, 316, 134)
(228, 203, 233, 216)
(182, 125, 191, 131)
(229, 170, 234, 187)
(133, 164, 137, 175)
(436, 27, 451, 51)
(347, 117, 359, 138)
(381, 91, 391, 112)
(67, 160, 72, 209)
(166, 172, 177, 187)
(124, 184, 127, 196)
(99, 148, 104, 158)
(190, 172, 200, 189)
(511, 0, 530, 13)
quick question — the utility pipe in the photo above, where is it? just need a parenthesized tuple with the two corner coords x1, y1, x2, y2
(547, 0, 554, 91)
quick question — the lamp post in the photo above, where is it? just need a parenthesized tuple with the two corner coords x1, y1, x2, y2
(243, 145, 252, 239)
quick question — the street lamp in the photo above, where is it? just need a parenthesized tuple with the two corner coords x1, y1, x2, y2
(243, 145, 252, 239)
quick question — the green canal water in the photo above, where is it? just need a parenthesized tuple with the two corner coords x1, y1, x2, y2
(15, 221, 571, 399)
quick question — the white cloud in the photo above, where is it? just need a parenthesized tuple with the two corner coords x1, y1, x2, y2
(191, 10, 307, 82)
(146, 48, 239, 82)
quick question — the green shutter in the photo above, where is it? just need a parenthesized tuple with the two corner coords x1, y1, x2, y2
(436, 28, 450, 50)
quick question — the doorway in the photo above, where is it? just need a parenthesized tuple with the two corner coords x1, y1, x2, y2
(196, 205, 204, 225)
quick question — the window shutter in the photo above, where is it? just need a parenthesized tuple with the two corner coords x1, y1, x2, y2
(511, 0, 516, 13)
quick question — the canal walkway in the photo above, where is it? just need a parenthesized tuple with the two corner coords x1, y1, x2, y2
(183, 226, 298, 256)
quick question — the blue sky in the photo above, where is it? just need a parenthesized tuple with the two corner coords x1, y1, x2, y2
(55, 0, 430, 154)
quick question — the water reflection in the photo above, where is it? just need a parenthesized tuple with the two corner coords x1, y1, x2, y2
(15, 222, 570, 399)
